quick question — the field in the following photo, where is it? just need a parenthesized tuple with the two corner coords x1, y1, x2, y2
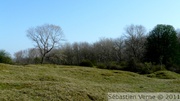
(0, 63, 179, 101)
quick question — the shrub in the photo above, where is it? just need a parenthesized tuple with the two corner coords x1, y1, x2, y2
(119, 61, 127, 69)
(34, 57, 41, 64)
(125, 58, 139, 72)
(147, 71, 179, 79)
(151, 64, 166, 72)
(166, 64, 180, 74)
(96, 62, 123, 70)
(96, 63, 106, 69)
(106, 62, 122, 70)
(0, 50, 12, 64)
(79, 60, 93, 67)
(134, 62, 164, 74)
(136, 63, 148, 74)
(125, 58, 166, 74)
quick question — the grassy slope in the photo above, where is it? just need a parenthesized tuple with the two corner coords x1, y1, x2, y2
(0, 63, 179, 101)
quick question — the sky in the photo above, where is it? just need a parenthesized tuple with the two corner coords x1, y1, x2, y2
(0, 0, 180, 56)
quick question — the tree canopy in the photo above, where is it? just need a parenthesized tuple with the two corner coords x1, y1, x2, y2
(27, 24, 64, 64)
(145, 24, 180, 68)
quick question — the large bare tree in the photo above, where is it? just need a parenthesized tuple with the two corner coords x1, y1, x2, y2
(27, 24, 64, 64)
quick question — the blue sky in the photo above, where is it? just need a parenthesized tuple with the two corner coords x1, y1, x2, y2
(0, 0, 180, 56)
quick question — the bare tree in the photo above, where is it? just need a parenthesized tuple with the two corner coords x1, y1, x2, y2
(14, 48, 40, 64)
(78, 42, 92, 61)
(93, 38, 115, 63)
(60, 43, 74, 65)
(27, 24, 64, 64)
(113, 37, 125, 62)
(124, 24, 146, 61)
(72, 42, 80, 65)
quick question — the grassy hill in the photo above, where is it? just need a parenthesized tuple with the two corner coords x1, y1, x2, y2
(0, 63, 179, 101)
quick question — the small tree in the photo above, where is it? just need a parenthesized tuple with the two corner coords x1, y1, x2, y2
(0, 50, 12, 64)
(27, 24, 64, 64)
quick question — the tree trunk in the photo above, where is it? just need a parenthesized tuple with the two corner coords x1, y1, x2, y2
(40, 54, 46, 64)
(40, 56, 44, 64)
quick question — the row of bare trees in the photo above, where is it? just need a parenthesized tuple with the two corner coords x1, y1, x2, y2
(12, 24, 180, 73)
(14, 24, 147, 65)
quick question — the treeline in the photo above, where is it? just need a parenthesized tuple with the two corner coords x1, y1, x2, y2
(1, 24, 180, 74)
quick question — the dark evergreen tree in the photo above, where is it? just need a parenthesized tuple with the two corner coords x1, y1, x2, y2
(145, 24, 180, 69)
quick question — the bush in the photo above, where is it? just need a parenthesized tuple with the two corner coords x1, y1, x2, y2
(166, 64, 180, 74)
(96, 60, 166, 74)
(0, 50, 12, 64)
(151, 64, 166, 72)
(79, 60, 93, 67)
(106, 62, 122, 70)
(96, 62, 123, 70)
(147, 71, 179, 79)
(34, 57, 41, 64)
(125, 58, 139, 72)
(125, 58, 166, 74)
(136, 62, 165, 74)
(119, 61, 127, 69)
(96, 63, 106, 69)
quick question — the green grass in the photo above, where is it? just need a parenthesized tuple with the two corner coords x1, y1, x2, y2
(0, 63, 179, 101)
(147, 70, 180, 79)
